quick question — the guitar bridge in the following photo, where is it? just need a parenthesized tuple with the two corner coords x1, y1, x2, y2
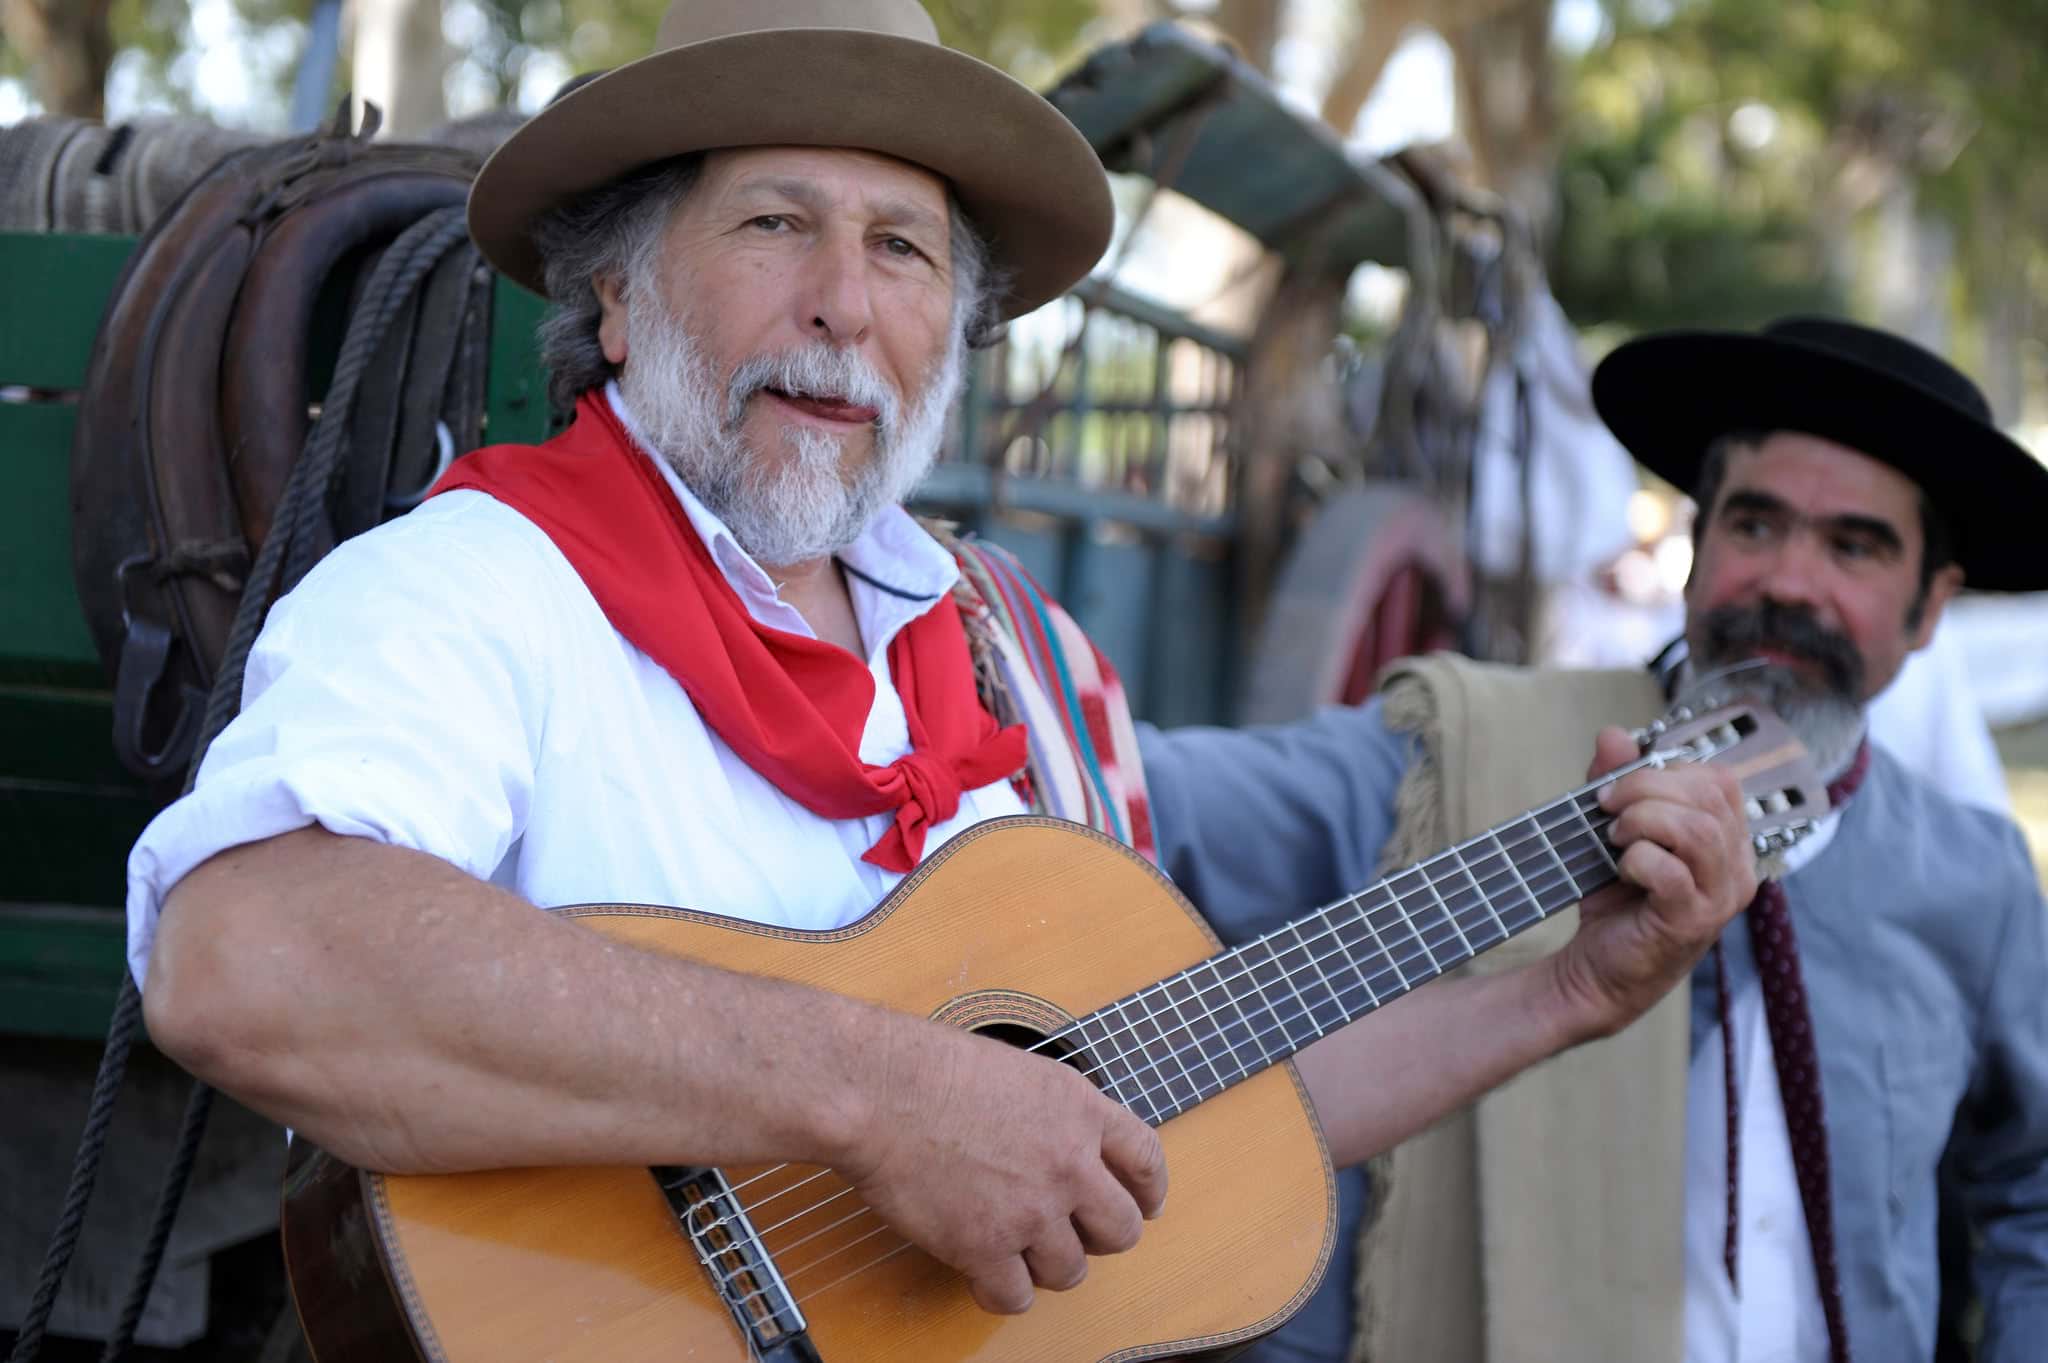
(654, 1165, 823, 1362)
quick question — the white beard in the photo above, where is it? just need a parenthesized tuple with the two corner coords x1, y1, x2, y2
(616, 284, 965, 567)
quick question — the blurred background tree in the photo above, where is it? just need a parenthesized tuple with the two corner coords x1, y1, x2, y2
(0, 0, 2041, 421)
(1554, 0, 2048, 419)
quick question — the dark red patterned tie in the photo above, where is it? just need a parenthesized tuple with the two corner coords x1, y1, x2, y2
(1715, 740, 1869, 1363)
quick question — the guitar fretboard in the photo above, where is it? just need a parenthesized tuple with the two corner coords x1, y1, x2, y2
(1060, 781, 1624, 1126)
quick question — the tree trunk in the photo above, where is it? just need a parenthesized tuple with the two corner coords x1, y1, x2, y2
(1213, 0, 1286, 74)
(1975, 199, 2027, 424)
(351, 0, 448, 138)
(1, 0, 113, 119)
(1443, 0, 1558, 241)
(1094, 0, 1158, 39)
(1320, 0, 1424, 138)
(1230, 260, 1351, 653)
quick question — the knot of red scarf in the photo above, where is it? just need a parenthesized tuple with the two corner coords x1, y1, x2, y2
(430, 391, 1026, 873)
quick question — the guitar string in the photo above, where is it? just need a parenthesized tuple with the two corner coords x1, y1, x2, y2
(726, 740, 1768, 1314)
(768, 818, 1637, 1312)
(701, 788, 1635, 1286)
(702, 793, 1618, 1265)
(707, 778, 1636, 1229)
(711, 828, 1630, 1307)
(710, 822, 1618, 1290)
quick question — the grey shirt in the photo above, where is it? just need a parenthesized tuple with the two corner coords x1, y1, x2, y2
(1686, 745, 2048, 1362)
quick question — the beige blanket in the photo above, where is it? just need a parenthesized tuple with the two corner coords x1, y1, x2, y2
(1353, 653, 1682, 1363)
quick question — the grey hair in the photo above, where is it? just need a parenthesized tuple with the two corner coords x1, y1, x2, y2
(948, 202, 1007, 351)
(532, 155, 706, 412)
(530, 156, 1008, 412)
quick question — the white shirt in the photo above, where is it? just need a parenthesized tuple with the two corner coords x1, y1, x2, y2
(1683, 807, 1843, 1363)
(123, 384, 1027, 987)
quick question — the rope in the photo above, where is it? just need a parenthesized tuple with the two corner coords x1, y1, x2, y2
(6, 980, 143, 1363)
(100, 1085, 215, 1362)
(8, 201, 475, 1363)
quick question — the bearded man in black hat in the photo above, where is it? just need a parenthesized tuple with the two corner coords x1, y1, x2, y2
(1604, 320, 2048, 1363)
(1347, 318, 2048, 1363)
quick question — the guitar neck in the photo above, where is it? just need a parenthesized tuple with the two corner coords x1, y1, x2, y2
(1061, 772, 1636, 1127)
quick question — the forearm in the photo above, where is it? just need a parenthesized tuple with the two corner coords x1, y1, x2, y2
(1291, 957, 1588, 1169)
(146, 826, 895, 1175)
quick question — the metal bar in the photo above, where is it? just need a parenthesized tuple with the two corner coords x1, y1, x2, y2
(1071, 278, 1249, 360)
(913, 464, 1235, 539)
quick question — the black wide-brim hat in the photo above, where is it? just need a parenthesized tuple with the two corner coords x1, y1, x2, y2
(1592, 316, 2048, 590)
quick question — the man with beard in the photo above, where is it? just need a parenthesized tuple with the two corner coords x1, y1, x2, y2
(1609, 321, 2048, 1363)
(1351, 318, 2048, 1363)
(122, 0, 1760, 1357)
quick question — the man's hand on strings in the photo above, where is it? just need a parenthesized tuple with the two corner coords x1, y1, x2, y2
(1550, 725, 1757, 1039)
(835, 1015, 1168, 1315)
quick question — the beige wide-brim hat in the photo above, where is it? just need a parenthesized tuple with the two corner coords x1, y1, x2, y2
(468, 0, 1114, 320)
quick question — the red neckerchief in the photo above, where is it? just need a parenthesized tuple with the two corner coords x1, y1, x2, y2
(430, 391, 1026, 872)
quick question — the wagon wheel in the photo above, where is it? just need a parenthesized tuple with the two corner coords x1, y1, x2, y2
(1237, 481, 1470, 726)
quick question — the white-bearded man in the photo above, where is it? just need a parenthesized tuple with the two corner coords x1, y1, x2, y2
(124, 3, 1761, 1358)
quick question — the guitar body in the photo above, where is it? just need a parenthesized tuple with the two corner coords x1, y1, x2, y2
(281, 818, 1337, 1362)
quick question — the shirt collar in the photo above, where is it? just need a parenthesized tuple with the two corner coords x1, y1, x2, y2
(603, 381, 958, 648)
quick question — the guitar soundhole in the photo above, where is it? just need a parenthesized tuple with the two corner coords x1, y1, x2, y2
(973, 1020, 1083, 1069)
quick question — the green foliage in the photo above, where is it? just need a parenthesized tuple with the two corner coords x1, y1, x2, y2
(1555, 0, 2048, 349)
(458, 0, 1102, 110)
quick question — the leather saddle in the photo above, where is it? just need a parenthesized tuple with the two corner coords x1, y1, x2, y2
(70, 108, 495, 788)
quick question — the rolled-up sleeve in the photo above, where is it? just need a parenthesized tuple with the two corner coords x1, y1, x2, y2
(124, 496, 545, 988)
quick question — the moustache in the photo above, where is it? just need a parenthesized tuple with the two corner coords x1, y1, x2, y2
(723, 345, 901, 438)
(1699, 601, 1865, 700)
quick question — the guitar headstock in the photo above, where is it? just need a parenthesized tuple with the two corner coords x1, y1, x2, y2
(1631, 698, 1829, 862)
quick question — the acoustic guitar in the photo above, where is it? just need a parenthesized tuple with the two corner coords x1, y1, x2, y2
(280, 696, 1822, 1362)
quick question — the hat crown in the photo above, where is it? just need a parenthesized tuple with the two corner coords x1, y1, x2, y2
(1764, 316, 1993, 424)
(656, 0, 938, 51)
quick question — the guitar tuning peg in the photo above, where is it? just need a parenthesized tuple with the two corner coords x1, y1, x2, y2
(1631, 719, 1667, 751)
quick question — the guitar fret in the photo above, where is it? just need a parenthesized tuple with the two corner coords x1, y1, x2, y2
(1162, 972, 1239, 1094)
(1528, 811, 1579, 910)
(1449, 843, 1512, 948)
(1417, 861, 1477, 961)
(1201, 956, 1274, 1068)
(1357, 886, 1412, 991)
(1388, 875, 1445, 975)
(1569, 797, 1620, 879)
(1487, 828, 1547, 928)
(1242, 940, 1316, 1051)
(1113, 996, 1178, 1120)
(1072, 1016, 1133, 1110)
(1098, 1004, 1163, 1122)
(1267, 931, 1330, 1044)
(1334, 898, 1385, 1011)
(1286, 919, 1346, 1036)
(1133, 985, 1202, 1112)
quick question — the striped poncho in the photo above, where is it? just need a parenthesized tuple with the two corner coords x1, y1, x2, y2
(942, 533, 1157, 864)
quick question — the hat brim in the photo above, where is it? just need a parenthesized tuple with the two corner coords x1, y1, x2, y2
(1593, 332, 2048, 590)
(468, 28, 1112, 320)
